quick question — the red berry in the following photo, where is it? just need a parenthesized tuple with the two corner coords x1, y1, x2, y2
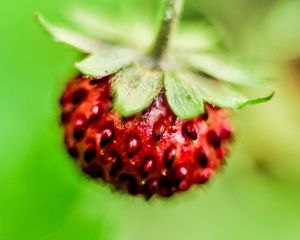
(61, 75, 233, 198)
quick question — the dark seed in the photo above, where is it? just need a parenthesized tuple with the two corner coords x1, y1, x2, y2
(178, 180, 190, 191)
(164, 145, 177, 169)
(61, 112, 71, 124)
(72, 88, 88, 105)
(206, 130, 221, 148)
(143, 157, 154, 172)
(147, 179, 159, 190)
(119, 174, 139, 195)
(153, 121, 165, 141)
(109, 154, 122, 176)
(67, 146, 79, 158)
(201, 111, 209, 121)
(100, 128, 114, 147)
(90, 75, 111, 86)
(88, 105, 102, 124)
(128, 137, 141, 158)
(170, 115, 178, 124)
(159, 177, 173, 197)
(220, 123, 232, 140)
(59, 95, 67, 106)
(83, 164, 104, 179)
(183, 122, 198, 140)
(198, 149, 209, 168)
(93, 166, 105, 179)
(176, 166, 188, 180)
(84, 140, 96, 163)
(89, 79, 101, 85)
(122, 115, 135, 122)
(194, 169, 212, 184)
(74, 129, 84, 141)
(143, 179, 159, 200)
(73, 118, 87, 141)
(141, 157, 155, 178)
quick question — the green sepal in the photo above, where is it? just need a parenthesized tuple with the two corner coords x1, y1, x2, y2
(37, 14, 103, 54)
(66, 7, 219, 52)
(112, 64, 163, 117)
(66, 7, 140, 47)
(186, 72, 274, 109)
(182, 53, 267, 86)
(164, 73, 205, 119)
(75, 49, 137, 78)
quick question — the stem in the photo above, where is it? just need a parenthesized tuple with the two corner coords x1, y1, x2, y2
(151, 0, 184, 62)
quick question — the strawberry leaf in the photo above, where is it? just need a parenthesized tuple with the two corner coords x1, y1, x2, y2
(112, 64, 163, 117)
(186, 73, 274, 109)
(164, 73, 205, 119)
(37, 14, 103, 54)
(75, 49, 137, 78)
(182, 53, 266, 86)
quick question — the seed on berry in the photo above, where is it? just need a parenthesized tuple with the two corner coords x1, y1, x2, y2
(153, 120, 165, 141)
(73, 117, 87, 140)
(220, 123, 232, 140)
(147, 179, 159, 190)
(201, 111, 209, 121)
(67, 146, 79, 158)
(176, 166, 188, 180)
(100, 128, 114, 147)
(84, 140, 96, 163)
(178, 180, 190, 191)
(164, 145, 177, 169)
(59, 95, 68, 106)
(83, 164, 104, 179)
(159, 177, 173, 197)
(89, 105, 103, 123)
(119, 174, 139, 195)
(141, 157, 155, 178)
(207, 130, 221, 148)
(72, 88, 88, 105)
(128, 137, 141, 158)
(197, 149, 209, 168)
(61, 112, 71, 124)
(109, 153, 122, 176)
(183, 121, 197, 140)
(194, 169, 213, 184)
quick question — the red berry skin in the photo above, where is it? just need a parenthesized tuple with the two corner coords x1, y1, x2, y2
(60, 75, 233, 198)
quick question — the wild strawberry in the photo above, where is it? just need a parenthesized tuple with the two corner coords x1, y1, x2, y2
(61, 74, 232, 198)
(39, 0, 273, 199)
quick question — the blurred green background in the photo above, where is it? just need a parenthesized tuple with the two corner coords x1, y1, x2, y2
(1, 0, 300, 239)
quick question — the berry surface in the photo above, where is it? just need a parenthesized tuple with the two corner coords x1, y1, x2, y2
(61, 75, 233, 198)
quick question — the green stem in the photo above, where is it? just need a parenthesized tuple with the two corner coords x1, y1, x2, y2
(151, 0, 184, 62)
